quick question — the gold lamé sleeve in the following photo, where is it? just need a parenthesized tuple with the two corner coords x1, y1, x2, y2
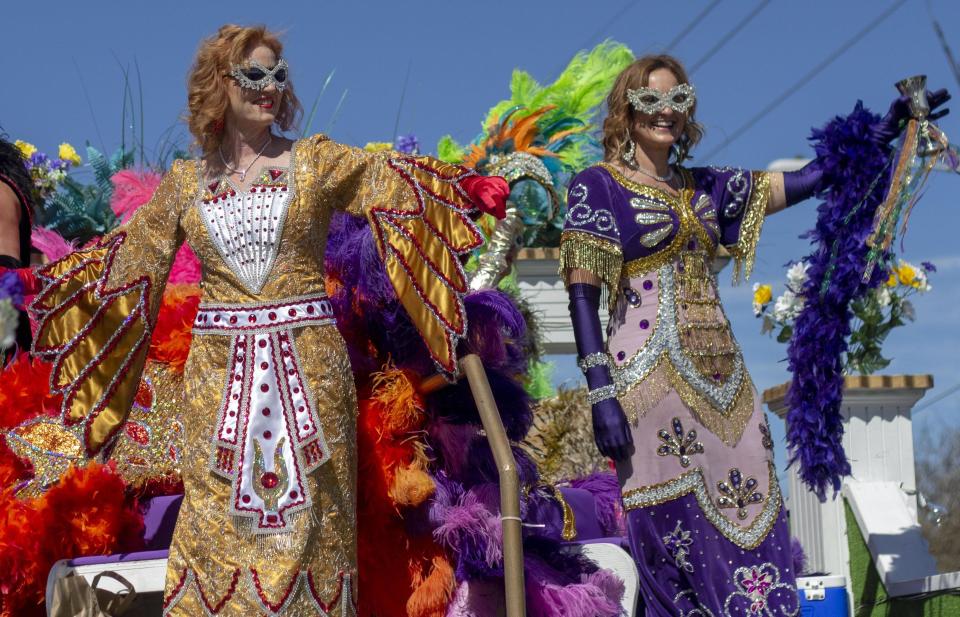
(725, 171, 770, 284)
(31, 161, 188, 456)
(312, 137, 484, 375)
(559, 230, 623, 301)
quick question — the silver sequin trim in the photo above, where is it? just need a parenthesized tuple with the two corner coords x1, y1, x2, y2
(710, 166, 749, 218)
(578, 352, 613, 373)
(723, 562, 800, 617)
(587, 384, 618, 405)
(622, 462, 781, 549)
(565, 182, 619, 236)
(613, 265, 745, 412)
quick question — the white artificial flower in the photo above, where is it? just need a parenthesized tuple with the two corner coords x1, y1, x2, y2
(786, 261, 810, 291)
(0, 299, 18, 351)
(875, 287, 892, 307)
(773, 290, 804, 323)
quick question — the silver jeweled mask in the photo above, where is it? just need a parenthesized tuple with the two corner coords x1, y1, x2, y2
(626, 84, 696, 115)
(229, 58, 289, 92)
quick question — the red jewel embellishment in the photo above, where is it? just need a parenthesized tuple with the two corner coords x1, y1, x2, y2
(260, 472, 279, 489)
(263, 430, 272, 440)
(289, 490, 299, 499)
(248, 314, 257, 323)
(266, 514, 278, 524)
(262, 407, 271, 416)
(242, 494, 251, 503)
(288, 308, 297, 317)
(260, 384, 269, 393)
(229, 315, 238, 324)
(269, 168, 284, 181)
(124, 421, 150, 445)
(268, 312, 277, 320)
(261, 362, 269, 370)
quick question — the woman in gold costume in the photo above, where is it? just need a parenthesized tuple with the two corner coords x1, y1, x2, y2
(24, 25, 506, 616)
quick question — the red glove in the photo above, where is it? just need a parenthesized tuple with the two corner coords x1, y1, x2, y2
(460, 174, 508, 220)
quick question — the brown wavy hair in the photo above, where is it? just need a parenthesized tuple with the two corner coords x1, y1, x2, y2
(602, 55, 704, 164)
(186, 25, 303, 156)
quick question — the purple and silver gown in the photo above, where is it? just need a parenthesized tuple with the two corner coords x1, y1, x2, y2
(560, 163, 800, 616)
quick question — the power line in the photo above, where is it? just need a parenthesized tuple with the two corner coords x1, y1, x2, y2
(915, 380, 960, 413)
(702, 0, 907, 162)
(688, 0, 770, 75)
(665, 0, 722, 53)
(928, 7, 960, 90)
(576, 1, 637, 53)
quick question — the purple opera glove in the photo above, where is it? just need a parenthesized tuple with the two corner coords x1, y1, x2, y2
(568, 282, 634, 461)
(869, 88, 951, 147)
(782, 159, 825, 207)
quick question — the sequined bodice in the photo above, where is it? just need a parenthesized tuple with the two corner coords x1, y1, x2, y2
(180, 142, 330, 304)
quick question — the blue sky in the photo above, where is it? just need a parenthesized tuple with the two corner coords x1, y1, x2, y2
(4, 1, 959, 482)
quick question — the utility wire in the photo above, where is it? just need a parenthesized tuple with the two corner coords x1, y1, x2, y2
(688, 0, 770, 75)
(575, 1, 637, 53)
(665, 0, 722, 53)
(928, 6, 960, 90)
(392, 60, 413, 142)
(915, 380, 960, 413)
(702, 0, 907, 162)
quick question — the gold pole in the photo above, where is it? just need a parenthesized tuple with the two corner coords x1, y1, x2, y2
(459, 354, 526, 617)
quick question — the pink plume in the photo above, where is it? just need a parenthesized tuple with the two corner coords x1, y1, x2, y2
(31, 226, 78, 262)
(111, 169, 163, 223)
(169, 244, 201, 285)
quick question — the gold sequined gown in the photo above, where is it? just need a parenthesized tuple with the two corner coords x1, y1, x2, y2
(31, 135, 485, 616)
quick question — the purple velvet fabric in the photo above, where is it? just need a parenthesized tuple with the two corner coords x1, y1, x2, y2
(568, 283, 632, 461)
(625, 496, 799, 616)
(141, 494, 183, 550)
(70, 549, 170, 567)
(782, 160, 825, 207)
(558, 487, 604, 540)
(565, 165, 760, 264)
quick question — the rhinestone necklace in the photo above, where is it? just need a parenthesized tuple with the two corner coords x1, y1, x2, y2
(219, 134, 273, 182)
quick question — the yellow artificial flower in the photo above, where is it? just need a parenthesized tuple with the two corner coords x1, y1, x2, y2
(58, 143, 82, 166)
(897, 262, 917, 287)
(753, 284, 773, 307)
(14, 140, 36, 159)
(885, 272, 897, 288)
(363, 141, 393, 153)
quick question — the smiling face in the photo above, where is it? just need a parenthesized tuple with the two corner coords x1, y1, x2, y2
(631, 68, 688, 155)
(225, 44, 283, 131)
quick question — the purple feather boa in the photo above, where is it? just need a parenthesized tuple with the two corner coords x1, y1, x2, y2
(786, 102, 891, 501)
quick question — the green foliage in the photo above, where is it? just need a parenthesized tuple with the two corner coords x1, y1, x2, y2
(35, 146, 131, 245)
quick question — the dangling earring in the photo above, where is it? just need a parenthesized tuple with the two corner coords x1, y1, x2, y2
(622, 135, 637, 168)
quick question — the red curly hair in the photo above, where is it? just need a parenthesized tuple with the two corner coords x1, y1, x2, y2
(186, 24, 303, 156)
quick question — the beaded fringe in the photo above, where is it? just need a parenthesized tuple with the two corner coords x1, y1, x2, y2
(559, 231, 624, 310)
(727, 171, 771, 284)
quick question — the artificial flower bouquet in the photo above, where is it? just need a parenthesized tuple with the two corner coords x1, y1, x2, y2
(753, 258, 934, 375)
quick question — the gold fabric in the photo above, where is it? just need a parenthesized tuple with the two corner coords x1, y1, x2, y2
(309, 138, 481, 374)
(558, 230, 623, 306)
(29, 135, 481, 614)
(726, 171, 770, 284)
(31, 164, 185, 456)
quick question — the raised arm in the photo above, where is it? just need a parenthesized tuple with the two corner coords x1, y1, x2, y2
(309, 136, 507, 374)
(765, 88, 951, 216)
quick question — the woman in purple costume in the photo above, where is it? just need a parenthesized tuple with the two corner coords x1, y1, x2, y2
(560, 55, 948, 616)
